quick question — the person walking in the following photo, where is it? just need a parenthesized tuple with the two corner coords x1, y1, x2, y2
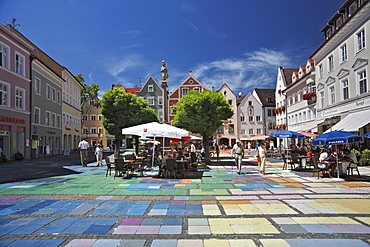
(94, 144, 103, 166)
(232, 139, 244, 175)
(215, 144, 220, 162)
(258, 142, 268, 175)
(78, 138, 89, 167)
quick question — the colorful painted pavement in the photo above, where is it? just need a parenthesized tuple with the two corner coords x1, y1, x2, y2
(0, 153, 370, 246)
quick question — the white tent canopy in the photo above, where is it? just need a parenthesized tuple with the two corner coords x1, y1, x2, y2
(121, 122, 188, 138)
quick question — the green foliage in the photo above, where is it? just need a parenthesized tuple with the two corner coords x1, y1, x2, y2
(75, 74, 101, 119)
(172, 90, 233, 164)
(100, 88, 159, 139)
(359, 149, 370, 166)
(172, 90, 233, 136)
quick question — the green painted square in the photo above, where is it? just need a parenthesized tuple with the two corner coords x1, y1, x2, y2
(188, 196, 203, 200)
(188, 218, 209, 226)
(55, 188, 112, 195)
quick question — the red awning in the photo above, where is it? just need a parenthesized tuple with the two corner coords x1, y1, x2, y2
(299, 131, 318, 137)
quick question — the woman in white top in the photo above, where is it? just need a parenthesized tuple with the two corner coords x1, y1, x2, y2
(94, 144, 103, 166)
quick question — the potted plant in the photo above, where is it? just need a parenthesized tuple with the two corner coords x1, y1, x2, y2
(278, 89, 282, 95)
(281, 105, 286, 112)
(359, 149, 370, 165)
(302, 92, 316, 100)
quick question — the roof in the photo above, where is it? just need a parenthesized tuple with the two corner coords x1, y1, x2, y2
(253, 88, 275, 106)
(281, 68, 298, 87)
(125, 87, 142, 94)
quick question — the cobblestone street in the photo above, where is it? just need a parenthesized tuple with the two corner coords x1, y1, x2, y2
(0, 151, 370, 246)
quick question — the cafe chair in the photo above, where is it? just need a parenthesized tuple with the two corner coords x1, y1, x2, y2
(105, 157, 115, 177)
(347, 162, 361, 178)
(165, 158, 177, 179)
(114, 159, 125, 179)
(282, 153, 295, 170)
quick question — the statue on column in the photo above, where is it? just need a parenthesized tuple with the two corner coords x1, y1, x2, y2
(161, 60, 169, 81)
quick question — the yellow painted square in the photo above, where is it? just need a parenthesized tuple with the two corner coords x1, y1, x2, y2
(332, 217, 359, 224)
(356, 217, 370, 225)
(311, 217, 337, 224)
(203, 210, 221, 215)
(292, 217, 318, 224)
(229, 239, 256, 247)
(204, 239, 230, 247)
(225, 209, 244, 215)
(260, 239, 289, 247)
(223, 204, 240, 209)
(231, 224, 254, 234)
(209, 225, 234, 234)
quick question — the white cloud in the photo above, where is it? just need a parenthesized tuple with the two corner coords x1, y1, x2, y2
(192, 48, 293, 94)
(181, 2, 196, 13)
(105, 53, 145, 83)
(185, 20, 199, 31)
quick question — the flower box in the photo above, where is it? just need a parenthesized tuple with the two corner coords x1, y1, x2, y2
(303, 92, 316, 100)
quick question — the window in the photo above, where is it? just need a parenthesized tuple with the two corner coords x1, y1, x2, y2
(240, 116, 245, 122)
(303, 112, 306, 121)
(57, 114, 61, 128)
(267, 97, 272, 103)
(328, 55, 334, 72)
(249, 116, 253, 121)
(57, 91, 61, 104)
(46, 84, 51, 99)
(98, 127, 103, 134)
(256, 116, 261, 121)
(329, 86, 335, 104)
(320, 91, 325, 108)
(45, 111, 50, 126)
(98, 114, 102, 121)
(0, 82, 9, 106)
(0, 44, 7, 68)
(267, 109, 275, 116)
(319, 64, 323, 78)
(90, 115, 96, 121)
(90, 128, 96, 134)
(148, 85, 154, 92)
(340, 43, 347, 63)
(15, 87, 24, 110)
(228, 100, 232, 105)
(228, 125, 234, 134)
(52, 88, 56, 102)
(193, 87, 200, 92)
(182, 88, 188, 96)
(357, 29, 365, 52)
(83, 128, 88, 134)
(249, 129, 254, 135)
(89, 100, 95, 105)
(34, 77, 41, 94)
(257, 129, 262, 134)
(248, 101, 252, 105)
(147, 97, 154, 105)
(158, 97, 163, 105)
(82, 115, 88, 121)
(34, 107, 40, 124)
(241, 129, 245, 134)
(52, 113, 56, 127)
(358, 70, 367, 94)
(342, 79, 349, 100)
(15, 53, 24, 75)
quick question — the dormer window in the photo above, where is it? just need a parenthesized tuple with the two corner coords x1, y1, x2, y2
(148, 85, 154, 92)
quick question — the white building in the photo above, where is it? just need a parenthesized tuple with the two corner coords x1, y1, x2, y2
(311, 0, 370, 136)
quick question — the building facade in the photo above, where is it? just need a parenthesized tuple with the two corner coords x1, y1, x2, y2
(30, 59, 63, 157)
(311, 0, 370, 135)
(168, 72, 208, 123)
(216, 84, 238, 147)
(136, 76, 163, 122)
(0, 24, 33, 160)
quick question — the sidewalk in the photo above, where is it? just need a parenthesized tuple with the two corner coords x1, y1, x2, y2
(0, 152, 370, 246)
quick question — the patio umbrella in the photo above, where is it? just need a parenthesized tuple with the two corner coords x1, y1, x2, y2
(122, 122, 189, 168)
(312, 131, 363, 146)
(365, 132, 370, 138)
(299, 131, 318, 138)
(269, 130, 307, 139)
(312, 130, 363, 179)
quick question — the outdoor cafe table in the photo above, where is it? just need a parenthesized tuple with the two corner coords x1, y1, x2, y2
(175, 159, 190, 178)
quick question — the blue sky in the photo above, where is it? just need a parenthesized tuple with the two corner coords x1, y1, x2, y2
(1, 0, 342, 96)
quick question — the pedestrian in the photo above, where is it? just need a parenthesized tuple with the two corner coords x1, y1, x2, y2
(232, 139, 244, 175)
(190, 141, 196, 163)
(258, 141, 268, 175)
(247, 142, 251, 154)
(78, 138, 89, 167)
(94, 144, 103, 166)
(215, 143, 220, 162)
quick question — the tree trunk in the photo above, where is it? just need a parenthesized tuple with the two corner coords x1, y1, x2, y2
(114, 137, 122, 159)
(203, 135, 211, 164)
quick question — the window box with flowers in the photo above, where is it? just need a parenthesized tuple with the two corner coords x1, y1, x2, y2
(278, 89, 282, 95)
(302, 92, 316, 100)
(281, 106, 285, 112)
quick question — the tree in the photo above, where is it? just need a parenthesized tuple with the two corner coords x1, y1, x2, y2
(172, 90, 233, 164)
(75, 74, 100, 122)
(100, 87, 159, 157)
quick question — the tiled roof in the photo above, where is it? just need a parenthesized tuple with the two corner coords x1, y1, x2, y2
(282, 68, 298, 86)
(125, 87, 142, 94)
(254, 89, 275, 106)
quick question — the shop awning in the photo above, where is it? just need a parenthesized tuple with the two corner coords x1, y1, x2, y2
(288, 121, 321, 132)
(324, 109, 370, 133)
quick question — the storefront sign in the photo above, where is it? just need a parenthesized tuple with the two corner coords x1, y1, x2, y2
(0, 125, 10, 131)
(0, 116, 25, 124)
(17, 127, 25, 132)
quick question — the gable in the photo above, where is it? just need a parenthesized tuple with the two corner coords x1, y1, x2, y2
(337, 69, 350, 78)
(352, 58, 368, 71)
(325, 76, 335, 85)
(317, 82, 325, 91)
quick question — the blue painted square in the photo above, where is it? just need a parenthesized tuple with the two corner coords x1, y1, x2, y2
(84, 224, 112, 234)
(163, 218, 182, 225)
